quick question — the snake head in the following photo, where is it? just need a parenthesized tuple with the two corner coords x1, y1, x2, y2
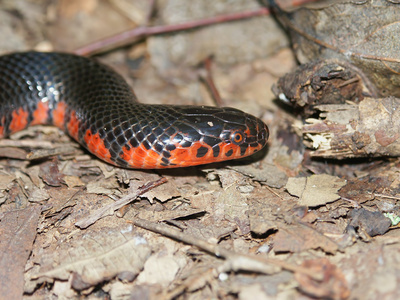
(145, 105, 269, 168)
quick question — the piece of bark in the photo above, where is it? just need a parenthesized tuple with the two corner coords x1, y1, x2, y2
(272, 60, 365, 117)
(303, 97, 400, 159)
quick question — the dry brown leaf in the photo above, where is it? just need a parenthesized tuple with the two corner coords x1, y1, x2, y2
(205, 168, 250, 189)
(274, 223, 339, 254)
(141, 177, 180, 203)
(285, 174, 346, 207)
(34, 234, 151, 289)
(43, 187, 80, 219)
(339, 177, 384, 204)
(58, 0, 98, 18)
(183, 219, 237, 243)
(136, 237, 188, 287)
(214, 184, 249, 235)
(0, 146, 28, 159)
(86, 177, 121, 196)
(231, 162, 288, 188)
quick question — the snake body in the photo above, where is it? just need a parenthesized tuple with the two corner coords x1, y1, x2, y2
(0, 52, 268, 169)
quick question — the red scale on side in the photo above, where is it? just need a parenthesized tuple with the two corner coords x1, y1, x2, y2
(121, 143, 163, 169)
(0, 116, 5, 138)
(67, 111, 80, 141)
(84, 129, 113, 165)
(31, 101, 50, 125)
(52, 102, 67, 130)
(10, 107, 29, 134)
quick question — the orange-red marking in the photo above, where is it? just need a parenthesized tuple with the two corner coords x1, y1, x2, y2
(121, 143, 163, 169)
(84, 129, 112, 164)
(117, 136, 264, 169)
(0, 116, 5, 138)
(10, 107, 29, 134)
(31, 101, 50, 125)
(52, 101, 67, 129)
(167, 142, 229, 168)
(67, 111, 80, 141)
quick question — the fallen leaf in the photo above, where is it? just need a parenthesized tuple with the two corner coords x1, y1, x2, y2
(214, 184, 249, 235)
(141, 177, 180, 203)
(274, 223, 339, 254)
(286, 174, 346, 207)
(34, 234, 151, 290)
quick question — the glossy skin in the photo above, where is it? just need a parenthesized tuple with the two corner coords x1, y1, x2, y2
(0, 52, 269, 169)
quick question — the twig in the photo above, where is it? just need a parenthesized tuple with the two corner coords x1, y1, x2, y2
(374, 193, 400, 201)
(265, 185, 285, 200)
(341, 197, 361, 208)
(75, 177, 167, 228)
(74, 8, 270, 56)
(198, 57, 224, 107)
(129, 216, 324, 280)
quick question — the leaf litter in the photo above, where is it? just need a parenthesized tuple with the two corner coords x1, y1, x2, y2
(0, 0, 399, 299)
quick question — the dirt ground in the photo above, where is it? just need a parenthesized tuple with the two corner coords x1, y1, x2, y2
(0, 1, 399, 299)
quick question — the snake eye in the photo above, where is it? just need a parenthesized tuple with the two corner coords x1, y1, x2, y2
(231, 131, 245, 145)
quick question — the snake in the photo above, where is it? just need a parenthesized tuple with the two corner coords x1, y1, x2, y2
(0, 52, 269, 169)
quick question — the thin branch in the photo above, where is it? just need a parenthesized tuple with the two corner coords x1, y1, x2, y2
(129, 216, 324, 281)
(198, 57, 224, 107)
(74, 7, 270, 56)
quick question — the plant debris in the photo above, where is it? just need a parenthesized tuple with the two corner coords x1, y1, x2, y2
(1, 1, 400, 299)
